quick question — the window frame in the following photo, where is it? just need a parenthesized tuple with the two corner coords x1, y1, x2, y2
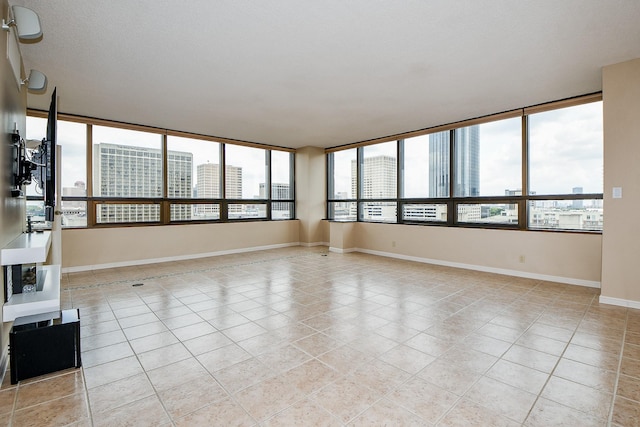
(26, 111, 296, 228)
(326, 93, 603, 233)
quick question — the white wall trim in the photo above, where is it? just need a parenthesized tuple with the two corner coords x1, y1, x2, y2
(328, 247, 357, 254)
(354, 248, 601, 288)
(62, 242, 301, 273)
(300, 241, 328, 247)
(599, 295, 640, 309)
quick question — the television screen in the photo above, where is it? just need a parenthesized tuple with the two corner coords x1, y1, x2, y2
(44, 88, 57, 221)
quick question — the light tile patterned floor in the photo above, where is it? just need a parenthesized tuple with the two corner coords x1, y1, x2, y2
(2, 246, 640, 426)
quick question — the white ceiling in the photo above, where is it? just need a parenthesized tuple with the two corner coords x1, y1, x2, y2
(16, 1, 640, 149)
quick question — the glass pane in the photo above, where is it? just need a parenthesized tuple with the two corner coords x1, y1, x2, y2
(61, 200, 87, 227)
(92, 126, 163, 197)
(26, 200, 45, 224)
(361, 141, 396, 199)
(25, 117, 47, 197)
(453, 126, 479, 196)
(403, 135, 427, 198)
(96, 203, 160, 223)
(170, 204, 220, 221)
(271, 151, 292, 200)
(428, 130, 451, 198)
(272, 202, 294, 220)
(225, 145, 266, 199)
(167, 135, 220, 199)
(228, 204, 267, 219)
(529, 101, 603, 195)
(457, 203, 517, 225)
(529, 199, 603, 231)
(454, 118, 521, 197)
(329, 149, 356, 199)
(328, 201, 356, 221)
(361, 202, 397, 222)
(402, 203, 447, 222)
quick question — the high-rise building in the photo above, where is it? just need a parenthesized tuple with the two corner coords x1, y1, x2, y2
(195, 163, 243, 217)
(429, 126, 480, 197)
(93, 143, 192, 222)
(572, 186, 584, 209)
(351, 155, 397, 199)
(351, 155, 397, 220)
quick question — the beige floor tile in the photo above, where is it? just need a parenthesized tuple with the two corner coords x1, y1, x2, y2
(158, 375, 228, 419)
(563, 343, 621, 371)
(214, 357, 274, 394)
(92, 394, 171, 427)
(88, 372, 154, 414)
(540, 375, 612, 420)
(146, 358, 211, 392)
(311, 376, 379, 424)
(137, 342, 192, 371)
(612, 395, 640, 427)
(379, 344, 436, 374)
(439, 398, 520, 427)
(12, 392, 89, 426)
(348, 398, 428, 426)
(279, 359, 340, 395)
(554, 358, 617, 393)
(15, 370, 84, 410)
(502, 344, 559, 373)
(317, 345, 372, 374)
(263, 398, 342, 426)
(0, 388, 16, 415)
(387, 376, 458, 423)
(182, 331, 233, 355)
(524, 397, 606, 427)
(486, 359, 549, 395)
(418, 358, 481, 396)
(174, 396, 256, 427)
(81, 341, 133, 368)
(197, 343, 252, 373)
(464, 376, 537, 423)
(617, 373, 640, 402)
(83, 356, 144, 389)
(234, 374, 301, 422)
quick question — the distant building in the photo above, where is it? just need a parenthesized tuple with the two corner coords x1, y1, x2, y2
(93, 143, 192, 222)
(195, 162, 242, 218)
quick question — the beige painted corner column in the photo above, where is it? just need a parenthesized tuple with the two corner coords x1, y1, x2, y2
(601, 57, 640, 308)
(295, 146, 327, 246)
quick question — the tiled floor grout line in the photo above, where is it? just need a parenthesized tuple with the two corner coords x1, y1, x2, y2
(607, 309, 628, 427)
(520, 292, 604, 425)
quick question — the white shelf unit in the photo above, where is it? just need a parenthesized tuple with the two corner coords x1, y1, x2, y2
(0, 231, 51, 265)
(2, 231, 60, 323)
(3, 265, 60, 323)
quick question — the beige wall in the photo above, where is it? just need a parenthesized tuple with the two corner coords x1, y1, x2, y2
(0, 0, 28, 382)
(328, 222, 602, 285)
(601, 58, 640, 306)
(61, 220, 300, 270)
(295, 146, 326, 245)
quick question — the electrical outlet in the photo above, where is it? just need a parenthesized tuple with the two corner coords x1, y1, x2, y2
(392, 241, 396, 248)
(519, 255, 525, 263)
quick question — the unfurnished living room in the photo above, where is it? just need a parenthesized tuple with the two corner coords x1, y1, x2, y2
(1, 1, 640, 426)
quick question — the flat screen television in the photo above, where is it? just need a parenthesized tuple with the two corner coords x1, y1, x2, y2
(42, 88, 57, 221)
(31, 89, 58, 221)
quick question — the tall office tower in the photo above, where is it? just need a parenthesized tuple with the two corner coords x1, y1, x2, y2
(429, 126, 479, 197)
(429, 131, 450, 197)
(351, 155, 397, 198)
(93, 143, 192, 222)
(195, 163, 243, 217)
(351, 155, 397, 220)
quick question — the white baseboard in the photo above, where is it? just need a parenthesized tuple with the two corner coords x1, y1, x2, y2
(353, 247, 601, 288)
(300, 241, 328, 247)
(599, 295, 640, 309)
(329, 247, 357, 254)
(62, 242, 301, 273)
